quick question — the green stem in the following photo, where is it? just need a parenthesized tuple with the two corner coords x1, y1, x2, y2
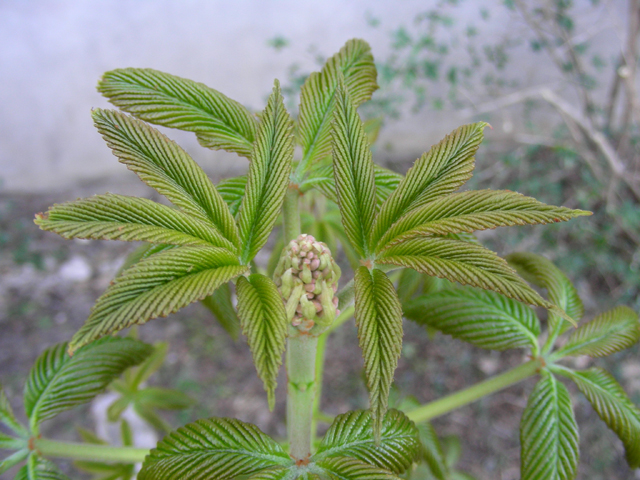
(34, 438, 148, 463)
(283, 186, 301, 243)
(311, 332, 329, 441)
(287, 334, 318, 461)
(406, 358, 542, 424)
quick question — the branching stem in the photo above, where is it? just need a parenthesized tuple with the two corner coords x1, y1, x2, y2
(406, 358, 543, 424)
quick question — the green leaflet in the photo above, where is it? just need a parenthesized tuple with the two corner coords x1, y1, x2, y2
(506, 252, 584, 335)
(354, 267, 404, 439)
(296, 38, 378, 175)
(93, 109, 240, 246)
(417, 423, 449, 480)
(0, 449, 29, 475)
(69, 246, 248, 353)
(363, 117, 383, 145)
(520, 371, 579, 480)
(201, 282, 241, 340)
(301, 164, 402, 207)
(376, 190, 590, 253)
(370, 122, 487, 248)
(0, 385, 28, 437)
(244, 468, 291, 479)
(377, 237, 572, 322)
(138, 417, 293, 480)
(331, 80, 377, 258)
(15, 456, 71, 480)
(236, 274, 288, 410)
(317, 456, 403, 480)
(98, 68, 258, 158)
(314, 409, 420, 474)
(237, 81, 294, 263)
(35, 194, 234, 251)
(554, 306, 640, 358)
(396, 268, 424, 304)
(404, 287, 540, 352)
(24, 338, 152, 432)
(562, 368, 640, 469)
(216, 175, 247, 217)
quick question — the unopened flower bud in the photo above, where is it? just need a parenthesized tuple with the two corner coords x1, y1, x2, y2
(273, 234, 341, 335)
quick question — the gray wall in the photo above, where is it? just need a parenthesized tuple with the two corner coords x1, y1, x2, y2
(0, 0, 624, 193)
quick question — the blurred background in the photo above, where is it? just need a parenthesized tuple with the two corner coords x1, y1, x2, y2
(1, 1, 639, 479)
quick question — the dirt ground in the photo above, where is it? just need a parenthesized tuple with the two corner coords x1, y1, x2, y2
(1, 189, 639, 480)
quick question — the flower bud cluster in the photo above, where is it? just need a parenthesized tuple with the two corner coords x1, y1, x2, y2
(273, 234, 341, 334)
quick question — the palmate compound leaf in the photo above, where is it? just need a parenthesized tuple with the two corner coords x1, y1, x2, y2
(559, 367, 640, 468)
(404, 287, 540, 352)
(520, 370, 579, 480)
(375, 189, 591, 254)
(377, 237, 576, 324)
(68, 246, 248, 353)
(138, 417, 292, 480)
(98, 68, 258, 158)
(506, 252, 584, 335)
(313, 409, 420, 474)
(554, 306, 640, 358)
(296, 38, 378, 174)
(369, 122, 488, 250)
(201, 282, 241, 340)
(23, 338, 152, 432)
(316, 456, 403, 480)
(376, 237, 573, 322)
(331, 80, 377, 258)
(92, 109, 240, 247)
(237, 80, 293, 262)
(353, 267, 404, 440)
(34, 194, 234, 251)
(235, 274, 288, 410)
(15, 456, 71, 480)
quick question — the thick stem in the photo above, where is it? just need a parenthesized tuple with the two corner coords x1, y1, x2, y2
(406, 358, 542, 424)
(34, 438, 148, 463)
(283, 186, 301, 243)
(287, 334, 318, 461)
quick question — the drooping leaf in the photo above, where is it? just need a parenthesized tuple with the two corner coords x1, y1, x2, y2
(378, 237, 573, 323)
(92, 109, 240, 246)
(201, 282, 241, 340)
(301, 164, 402, 207)
(98, 68, 258, 158)
(562, 367, 640, 468)
(314, 409, 420, 474)
(331, 80, 377, 258)
(15, 456, 71, 480)
(363, 117, 383, 145)
(136, 387, 195, 411)
(237, 81, 294, 262)
(354, 268, 404, 438)
(507, 252, 584, 334)
(396, 268, 423, 304)
(0, 449, 28, 475)
(370, 122, 488, 248)
(128, 342, 168, 389)
(417, 423, 449, 480)
(138, 417, 292, 480)
(404, 287, 540, 351)
(555, 306, 639, 358)
(236, 274, 288, 410)
(317, 456, 403, 480)
(376, 190, 590, 253)
(24, 338, 152, 431)
(520, 371, 579, 480)
(35, 194, 234, 250)
(69, 246, 247, 352)
(0, 385, 28, 437)
(216, 175, 247, 217)
(296, 38, 378, 173)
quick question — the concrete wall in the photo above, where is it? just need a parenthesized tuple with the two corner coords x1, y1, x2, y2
(0, 0, 625, 193)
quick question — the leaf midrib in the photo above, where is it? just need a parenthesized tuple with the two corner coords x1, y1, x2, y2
(312, 433, 415, 461)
